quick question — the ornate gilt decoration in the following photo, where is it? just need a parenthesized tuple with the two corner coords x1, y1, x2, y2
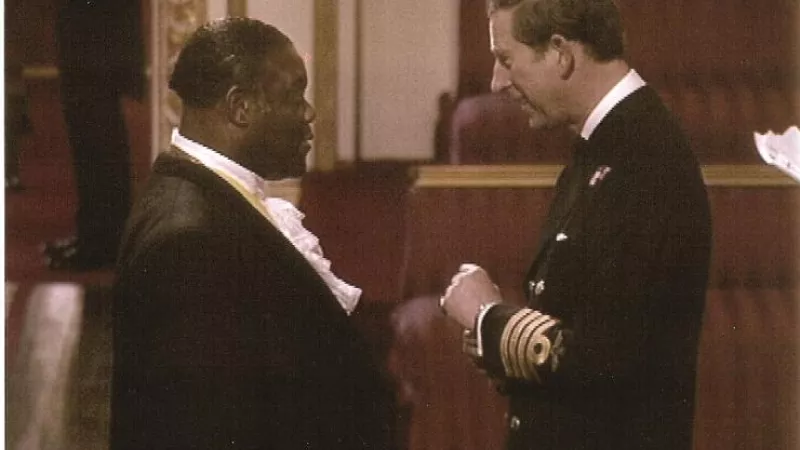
(153, 0, 207, 153)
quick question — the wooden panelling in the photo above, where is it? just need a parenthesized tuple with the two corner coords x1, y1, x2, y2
(694, 289, 799, 450)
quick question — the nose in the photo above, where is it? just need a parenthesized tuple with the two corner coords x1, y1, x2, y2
(304, 99, 316, 124)
(490, 60, 511, 93)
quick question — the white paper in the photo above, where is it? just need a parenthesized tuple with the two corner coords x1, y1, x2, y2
(754, 126, 800, 183)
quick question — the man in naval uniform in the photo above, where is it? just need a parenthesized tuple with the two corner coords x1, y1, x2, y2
(440, 1, 711, 449)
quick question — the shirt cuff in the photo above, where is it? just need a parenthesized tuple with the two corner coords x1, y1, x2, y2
(474, 302, 499, 358)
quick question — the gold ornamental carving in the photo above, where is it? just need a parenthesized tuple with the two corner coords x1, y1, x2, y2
(154, 0, 207, 153)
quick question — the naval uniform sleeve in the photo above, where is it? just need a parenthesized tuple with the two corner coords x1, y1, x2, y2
(469, 161, 705, 390)
(474, 304, 567, 384)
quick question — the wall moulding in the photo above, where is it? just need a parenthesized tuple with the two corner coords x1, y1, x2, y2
(412, 165, 798, 188)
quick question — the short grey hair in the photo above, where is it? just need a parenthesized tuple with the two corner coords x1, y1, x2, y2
(487, 0, 625, 61)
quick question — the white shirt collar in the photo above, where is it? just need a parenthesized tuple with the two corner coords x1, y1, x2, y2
(170, 128, 269, 201)
(580, 69, 646, 140)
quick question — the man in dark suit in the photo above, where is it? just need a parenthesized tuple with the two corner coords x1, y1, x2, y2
(111, 18, 395, 449)
(45, 0, 145, 269)
(440, 0, 711, 449)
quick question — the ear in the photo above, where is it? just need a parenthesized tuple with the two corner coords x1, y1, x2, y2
(549, 34, 575, 79)
(224, 86, 264, 127)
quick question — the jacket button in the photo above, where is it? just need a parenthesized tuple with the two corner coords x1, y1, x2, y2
(509, 416, 521, 430)
(528, 280, 546, 296)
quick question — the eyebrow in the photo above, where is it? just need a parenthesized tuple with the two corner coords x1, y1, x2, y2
(490, 42, 507, 57)
(492, 48, 510, 64)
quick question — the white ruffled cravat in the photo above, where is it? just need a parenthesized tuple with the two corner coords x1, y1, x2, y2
(170, 128, 361, 315)
(264, 197, 362, 315)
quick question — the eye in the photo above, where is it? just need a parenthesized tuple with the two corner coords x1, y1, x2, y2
(498, 55, 511, 69)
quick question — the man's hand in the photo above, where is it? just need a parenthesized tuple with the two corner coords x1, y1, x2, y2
(440, 264, 502, 329)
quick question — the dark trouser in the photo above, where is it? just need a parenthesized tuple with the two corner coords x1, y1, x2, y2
(60, 73, 131, 258)
(5, 91, 29, 181)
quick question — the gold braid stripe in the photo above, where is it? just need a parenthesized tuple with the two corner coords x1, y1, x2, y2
(515, 313, 555, 381)
(500, 309, 534, 378)
(507, 310, 535, 378)
(523, 318, 558, 382)
(513, 313, 547, 380)
(508, 311, 542, 379)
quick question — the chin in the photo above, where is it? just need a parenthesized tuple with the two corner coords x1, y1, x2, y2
(269, 168, 305, 181)
(281, 159, 309, 179)
(518, 102, 546, 129)
(287, 166, 307, 179)
(259, 153, 309, 180)
(525, 114, 549, 130)
(524, 108, 566, 130)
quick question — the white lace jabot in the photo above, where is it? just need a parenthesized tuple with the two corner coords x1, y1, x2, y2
(171, 129, 362, 314)
(265, 197, 362, 315)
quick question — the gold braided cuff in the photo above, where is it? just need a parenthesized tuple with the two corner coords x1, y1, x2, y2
(499, 308, 559, 382)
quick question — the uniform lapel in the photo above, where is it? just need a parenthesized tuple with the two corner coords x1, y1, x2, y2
(525, 139, 612, 295)
(528, 138, 591, 274)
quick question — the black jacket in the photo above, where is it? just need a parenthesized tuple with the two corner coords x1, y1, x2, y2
(111, 150, 396, 449)
(478, 86, 711, 450)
